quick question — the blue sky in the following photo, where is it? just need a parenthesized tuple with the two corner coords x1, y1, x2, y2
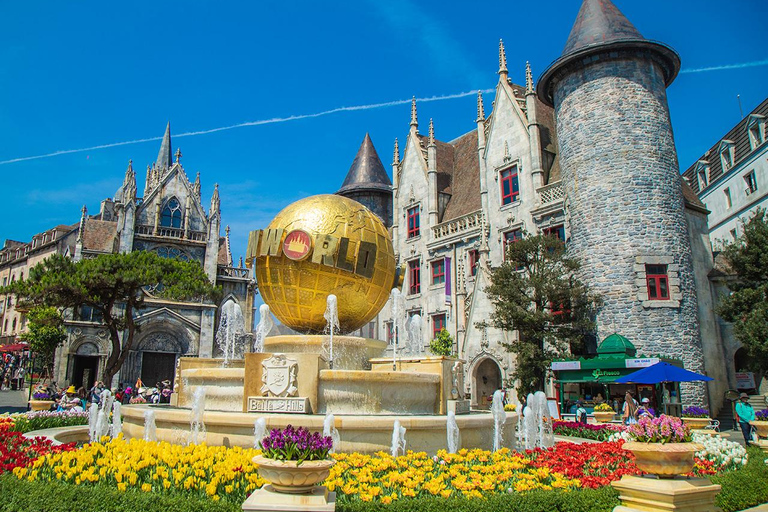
(1, 0, 766, 263)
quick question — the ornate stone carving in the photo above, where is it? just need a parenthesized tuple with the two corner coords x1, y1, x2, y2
(450, 361, 464, 400)
(139, 332, 182, 353)
(260, 354, 299, 398)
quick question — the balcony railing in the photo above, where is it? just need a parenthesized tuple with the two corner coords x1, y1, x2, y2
(538, 181, 564, 205)
(218, 266, 250, 279)
(431, 210, 482, 241)
(135, 225, 207, 241)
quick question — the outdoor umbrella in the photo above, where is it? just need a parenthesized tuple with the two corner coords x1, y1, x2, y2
(0, 343, 28, 353)
(614, 361, 713, 384)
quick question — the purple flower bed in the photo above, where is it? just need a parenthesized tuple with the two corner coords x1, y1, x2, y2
(682, 406, 710, 418)
(755, 409, 768, 421)
(626, 415, 692, 443)
(259, 425, 333, 464)
(32, 392, 52, 400)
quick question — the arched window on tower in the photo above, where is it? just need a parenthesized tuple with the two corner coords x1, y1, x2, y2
(161, 198, 182, 228)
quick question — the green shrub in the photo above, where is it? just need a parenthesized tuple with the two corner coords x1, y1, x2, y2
(0, 474, 238, 512)
(711, 446, 768, 512)
(428, 328, 455, 357)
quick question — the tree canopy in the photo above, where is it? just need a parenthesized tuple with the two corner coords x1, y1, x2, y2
(3, 251, 219, 387)
(716, 209, 768, 376)
(485, 234, 601, 401)
(18, 306, 67, 365)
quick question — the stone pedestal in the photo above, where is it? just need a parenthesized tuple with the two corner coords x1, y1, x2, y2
(755, 439, 768, 454)
(446, 399, 470, 415)
(612, 475, 721, 512)
(242, 485, 335, 512)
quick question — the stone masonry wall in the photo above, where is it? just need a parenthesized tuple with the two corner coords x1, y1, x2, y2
(553, 56, 707, 406)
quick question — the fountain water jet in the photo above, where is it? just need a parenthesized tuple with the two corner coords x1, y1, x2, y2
(189, 387, 207, 445)
(407, 314, 423, 356)
(112, 401, 123, 438)
(390, 420, 406, 457)
(216, 299, 246, 365)
(388, 289, 406, 371)
(252, 304, 274, 353)
(323, 295, 339, 369)
(94, 390, 114, 441)
(322, 413, 340, 453)
(253, 417, 267, 448)
(491, 390, 506, 452)
(88, 402, 99, 442)
(143, 409, 157, 442)
(446, 411, 459, 454)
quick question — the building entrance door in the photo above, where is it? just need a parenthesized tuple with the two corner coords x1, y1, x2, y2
(72, 355, 99, 390)
(473, 358, 502, 409)
(140, 352, 177, 387)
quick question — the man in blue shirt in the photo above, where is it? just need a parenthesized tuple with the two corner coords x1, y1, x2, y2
(735, 393, 756, 447)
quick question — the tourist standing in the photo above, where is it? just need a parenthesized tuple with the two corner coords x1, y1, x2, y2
(735, 393, 756, 447)
(576, 401, 588, 424)
(622, 392, 638, 425)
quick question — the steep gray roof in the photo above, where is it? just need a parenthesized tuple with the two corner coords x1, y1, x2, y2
(337, 133, 392, 194)
(537, 0, 680, 106)
(155, 122, 172, 169)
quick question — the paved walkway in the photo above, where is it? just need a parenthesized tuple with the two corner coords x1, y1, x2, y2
(0, 387, 29, 414)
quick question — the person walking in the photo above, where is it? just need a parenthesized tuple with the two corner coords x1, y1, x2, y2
(735, 392, 756, 447)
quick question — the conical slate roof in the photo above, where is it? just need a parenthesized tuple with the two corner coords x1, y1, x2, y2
(337, 134, 392, 194)
(155, 122, 172, 169)
(537, 0, 680, 107)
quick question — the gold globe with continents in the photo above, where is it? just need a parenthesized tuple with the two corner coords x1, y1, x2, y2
(248, 194, 397, 333)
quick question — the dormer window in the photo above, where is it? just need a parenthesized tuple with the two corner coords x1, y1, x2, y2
(747, 115, 766, 150)
(719, 140, 735, 171)
(696, 161, 710, 191)
(161, 198, 182, 228)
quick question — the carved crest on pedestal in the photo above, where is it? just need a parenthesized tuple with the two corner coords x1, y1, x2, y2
(260, 354, 299, 397)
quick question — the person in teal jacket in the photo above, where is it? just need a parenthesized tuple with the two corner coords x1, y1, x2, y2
(735, 393, 756, 447)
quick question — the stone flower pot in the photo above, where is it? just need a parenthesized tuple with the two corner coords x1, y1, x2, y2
(593, 411, 615, 423)
(750, 420, 768, 439)
(28, 400, 55, 412)
(623, 442, 703, 478)
(681, 417, 711, 430)
(253, 454, 335, 494)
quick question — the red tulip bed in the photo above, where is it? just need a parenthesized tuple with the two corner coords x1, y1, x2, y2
(0, 417, 76, 475)
(527, 441, 641, 488)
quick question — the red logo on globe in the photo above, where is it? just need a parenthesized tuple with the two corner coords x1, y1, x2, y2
(282, 230, 312, 261)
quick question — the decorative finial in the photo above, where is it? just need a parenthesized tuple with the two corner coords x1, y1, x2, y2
(81, 204, 87, 217)
(393, 138, 400, 165)
(226, 225, 230, 237)
(239, 256, 243, 268)
(498, 39, 508, 76)
(503, 141, 511, 162)
(175, 147, 182, 163)
(476, 90, 485, 122)
(525, 61, 533, 94)
(428, 118, 435, 146)
(410, 96, 418, 128)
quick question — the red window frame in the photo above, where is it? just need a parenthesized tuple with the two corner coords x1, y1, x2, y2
(408, 259, 421, 295)
(468, 249, 479, 276)
(646, 264, 669, 300)
(385, 321, 394, 345)
(432, 314, 446, 339)
(543, 225, 565, 241)
(549, 300, 572, 320)
(500, 167, 520, 205)
(431, 259, 445, 285)
(407, 206, 420, 238)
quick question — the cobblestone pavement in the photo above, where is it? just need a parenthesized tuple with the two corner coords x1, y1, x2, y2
(0, 388, 29, 413)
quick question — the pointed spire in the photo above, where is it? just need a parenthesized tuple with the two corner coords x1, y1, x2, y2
(338, 133, 392, 195)
(224, 225, 233, 266)
(226, 225, 230, 237)
(410, 97, 418, 128)
(125, 159, 133, 179)
(238, 256, 243, 268)
(175, 147, 182, 164)
(123, 160, 137, 202)
(155, 122, 172, 170)
(77, 205, 88, 242)
(193, 171, 201, 199)
(498, 39, 508, 77)
(428, 119, 435, 147)
(562, 0, 643, 56)
(525, 61, 534, 94)
(393, 138, 400, 166)
(210, 184, 220, 217)
(476, 91, 485, 122)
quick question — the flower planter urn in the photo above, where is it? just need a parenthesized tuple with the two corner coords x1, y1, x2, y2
(623, 442, 703, 478)
(750, 420, 768, 439)
(682, 417, 711, 430)
(28, 400, 54, 412)
(253, 455, 335, 494)
(592, 411, 615, 423)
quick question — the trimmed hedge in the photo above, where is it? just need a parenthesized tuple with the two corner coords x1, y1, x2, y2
(711, 446, 768, 512)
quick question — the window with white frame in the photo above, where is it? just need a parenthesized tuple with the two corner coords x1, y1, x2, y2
(744, 171, 758, 195)
(724, 188, 732, 209)
(719, 141, 735, 171)
(748, 115, 766, 150)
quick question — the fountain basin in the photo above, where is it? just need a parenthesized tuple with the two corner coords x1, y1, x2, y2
(120, 404, 518, 454)
(264, 335, 387, 370)
(179, 367, 245, 412)
(318, 370, 440, 415)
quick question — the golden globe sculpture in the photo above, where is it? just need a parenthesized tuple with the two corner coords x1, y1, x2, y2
(249, 195, 396, 334)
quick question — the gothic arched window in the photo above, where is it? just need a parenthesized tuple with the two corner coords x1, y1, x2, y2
(161, 198, 182, 228)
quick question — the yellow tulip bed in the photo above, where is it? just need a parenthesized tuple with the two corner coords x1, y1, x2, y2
(13, 437, 580, 505)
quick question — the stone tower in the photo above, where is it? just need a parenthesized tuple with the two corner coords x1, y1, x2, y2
(538, 0, 707, 404)
(336, 133, 393, 227)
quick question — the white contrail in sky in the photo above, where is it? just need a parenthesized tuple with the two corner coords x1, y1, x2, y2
(0, 89, 494, 166)
(680, 58, 768, 74)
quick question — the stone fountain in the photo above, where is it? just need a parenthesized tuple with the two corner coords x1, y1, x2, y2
(121, 195, 516, 453)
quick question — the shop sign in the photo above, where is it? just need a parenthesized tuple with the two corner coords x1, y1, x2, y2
(735, 372, 756, 389)
(591, 369, 621, 380)
(625, 358, 660, 368)
(551, 361, 581, 371)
